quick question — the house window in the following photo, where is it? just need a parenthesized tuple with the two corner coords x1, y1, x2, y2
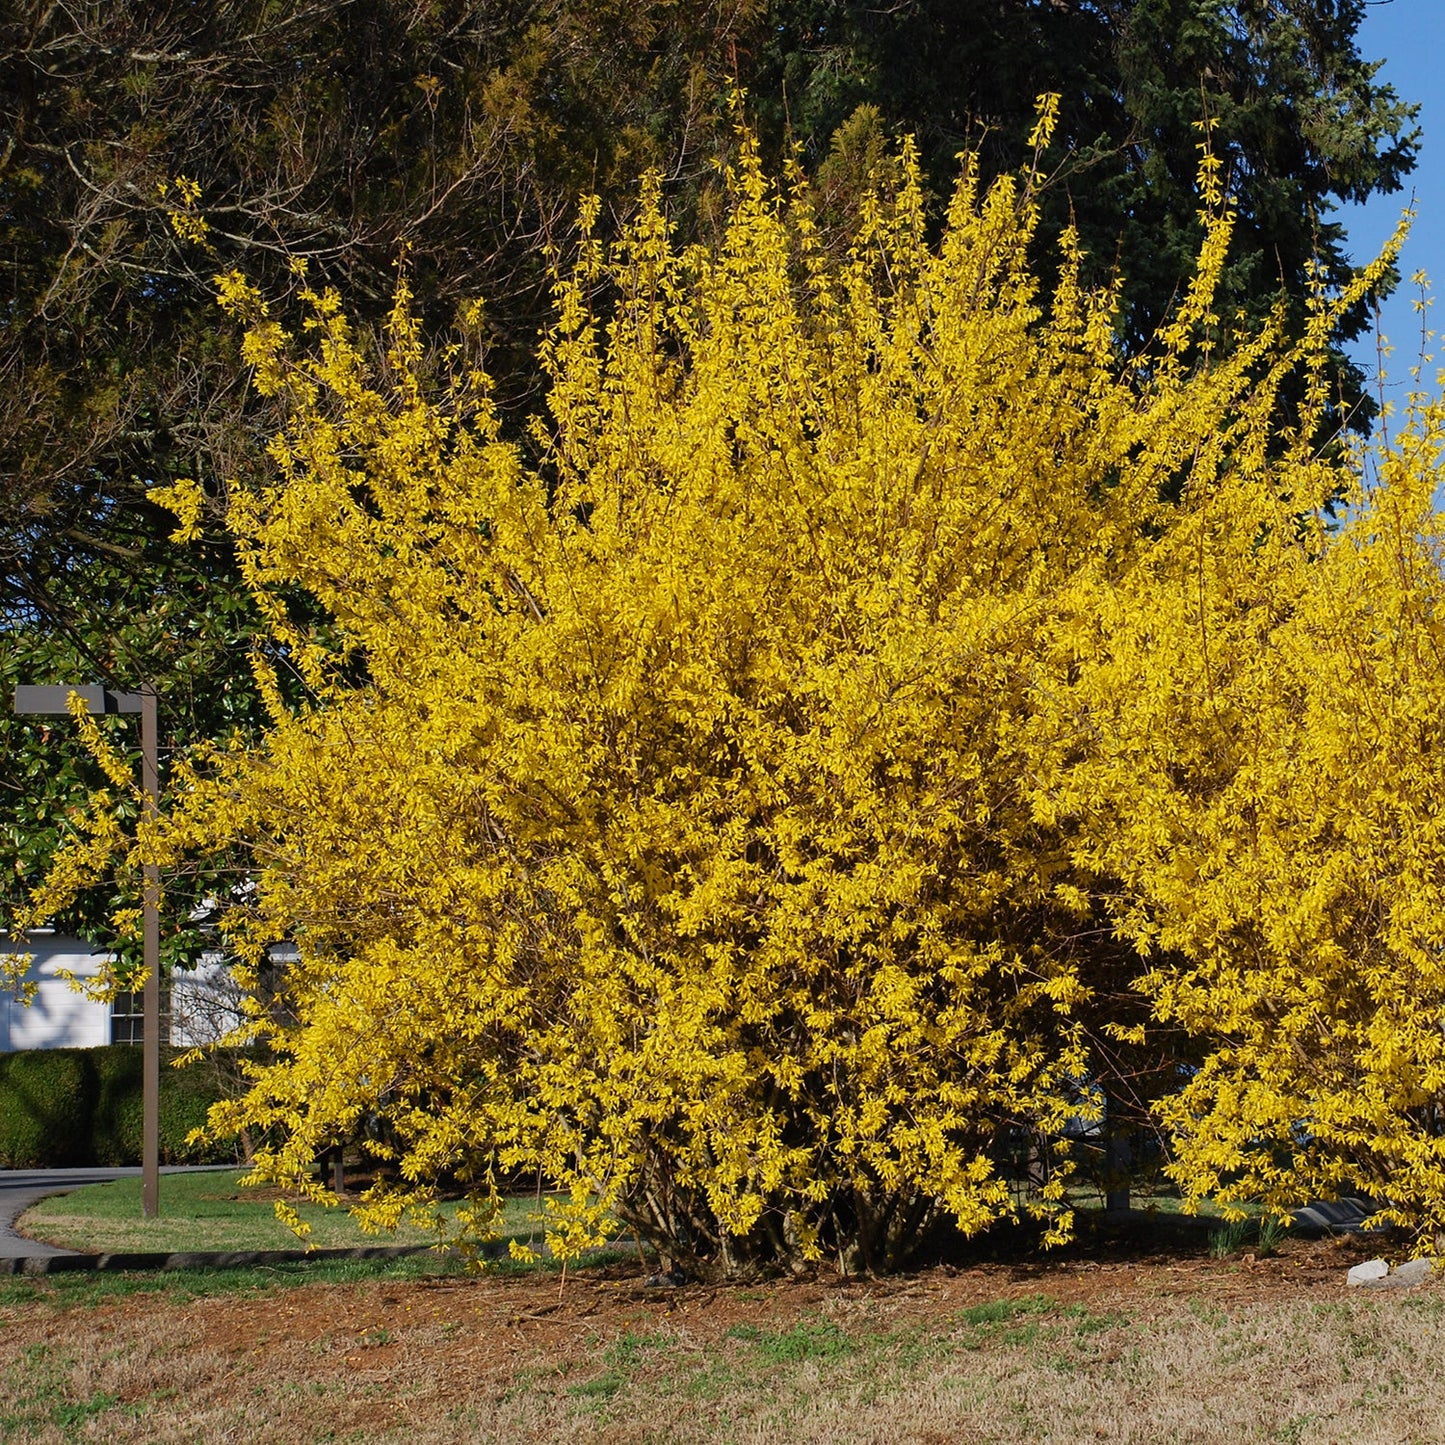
(110, 988, 170, 1045)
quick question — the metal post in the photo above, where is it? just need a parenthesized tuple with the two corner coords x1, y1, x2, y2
(141, 685, 160, 1219)
(1103, 1088, 1132, 1215)
(11, 683, 160, 1219)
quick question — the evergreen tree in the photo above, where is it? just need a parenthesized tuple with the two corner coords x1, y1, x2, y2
(754, 1, 1416, 403)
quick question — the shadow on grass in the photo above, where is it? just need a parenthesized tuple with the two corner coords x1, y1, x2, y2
(898, 1206, 1236, 1275)
(0, 1244, 640, 1309)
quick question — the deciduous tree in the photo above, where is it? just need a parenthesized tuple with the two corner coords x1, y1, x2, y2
(0, 0, 761, 940)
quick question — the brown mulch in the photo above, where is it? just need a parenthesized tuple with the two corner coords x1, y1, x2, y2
(99, 1225, 1382, 1383)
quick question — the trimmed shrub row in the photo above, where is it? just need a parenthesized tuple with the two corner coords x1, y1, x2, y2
(0, 1046, 240, 1168)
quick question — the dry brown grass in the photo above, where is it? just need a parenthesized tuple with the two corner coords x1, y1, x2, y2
(2, 1232, 1442, 1443)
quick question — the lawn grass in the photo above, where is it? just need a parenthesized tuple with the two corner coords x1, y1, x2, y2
(1062, 1179, 1256, 1218)
(25, 1168, 1249, 1260)
(0, 1250, 470, 1312)
(17, 1170, 567, 1255)
(5, 1180, 1428, 1441)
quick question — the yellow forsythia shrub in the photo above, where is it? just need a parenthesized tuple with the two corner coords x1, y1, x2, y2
(1057, 378, 1445, 1242)
(39, 105, 1442, 1267)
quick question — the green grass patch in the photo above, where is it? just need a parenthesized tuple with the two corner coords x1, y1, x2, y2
(952, 1294, 1055, 1349)
(0, 1251, 470, 1311)
(18, 1170, 567, 1255)
(1061, 1303, 1128, 1337)
(956, 1295, 1051, 1329)
(567, 1330, 675, 1406)
(726, 1319, 854, 1365)
(568, 1371, 625, 1399)
(1062, 1179, 1264, 1221)
(0, 1240, 639, 1312)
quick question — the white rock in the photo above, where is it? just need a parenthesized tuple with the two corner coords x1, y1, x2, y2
(1389, 1257, 1436, 1287)
(1347, 1258, 1389, 1286)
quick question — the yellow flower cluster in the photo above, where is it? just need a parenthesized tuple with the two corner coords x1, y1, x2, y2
(1079, 382, 1445, 1236)
(41, 102, 1445, 1265)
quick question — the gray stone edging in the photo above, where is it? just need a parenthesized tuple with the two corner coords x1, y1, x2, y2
(0, 1238, 511, 1277)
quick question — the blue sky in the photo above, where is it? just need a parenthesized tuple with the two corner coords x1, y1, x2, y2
(1343, 0, 1444, 395)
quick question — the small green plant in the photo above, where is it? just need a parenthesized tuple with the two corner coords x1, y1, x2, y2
(1209, 1218, 1254, 1258)
(55, 1391, 120, 1428)
(1209, 1215, 1286, 1258)
(957, 1296, 1051, 1329)
(953, 1295, 1055, 1350)
(568, 1372, 624, 1399)
(605, 1330, 667, 1370)
(1062, 1304, 1125, 1338)
(1256, 1216, 1287, 1258)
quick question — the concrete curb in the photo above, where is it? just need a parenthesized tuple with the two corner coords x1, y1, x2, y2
(0, 1238, 513, 1277)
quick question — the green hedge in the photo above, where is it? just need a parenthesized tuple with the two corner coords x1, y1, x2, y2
(0, 1046, 241, 1168)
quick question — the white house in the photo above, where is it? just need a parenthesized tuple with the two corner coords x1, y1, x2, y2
(0, 931, 244, 1050)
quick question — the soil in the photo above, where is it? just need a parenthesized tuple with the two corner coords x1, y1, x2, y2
(31, 1225, 1392, 1390)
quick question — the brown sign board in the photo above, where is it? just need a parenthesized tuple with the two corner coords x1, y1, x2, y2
(12, 685, 144, 715)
